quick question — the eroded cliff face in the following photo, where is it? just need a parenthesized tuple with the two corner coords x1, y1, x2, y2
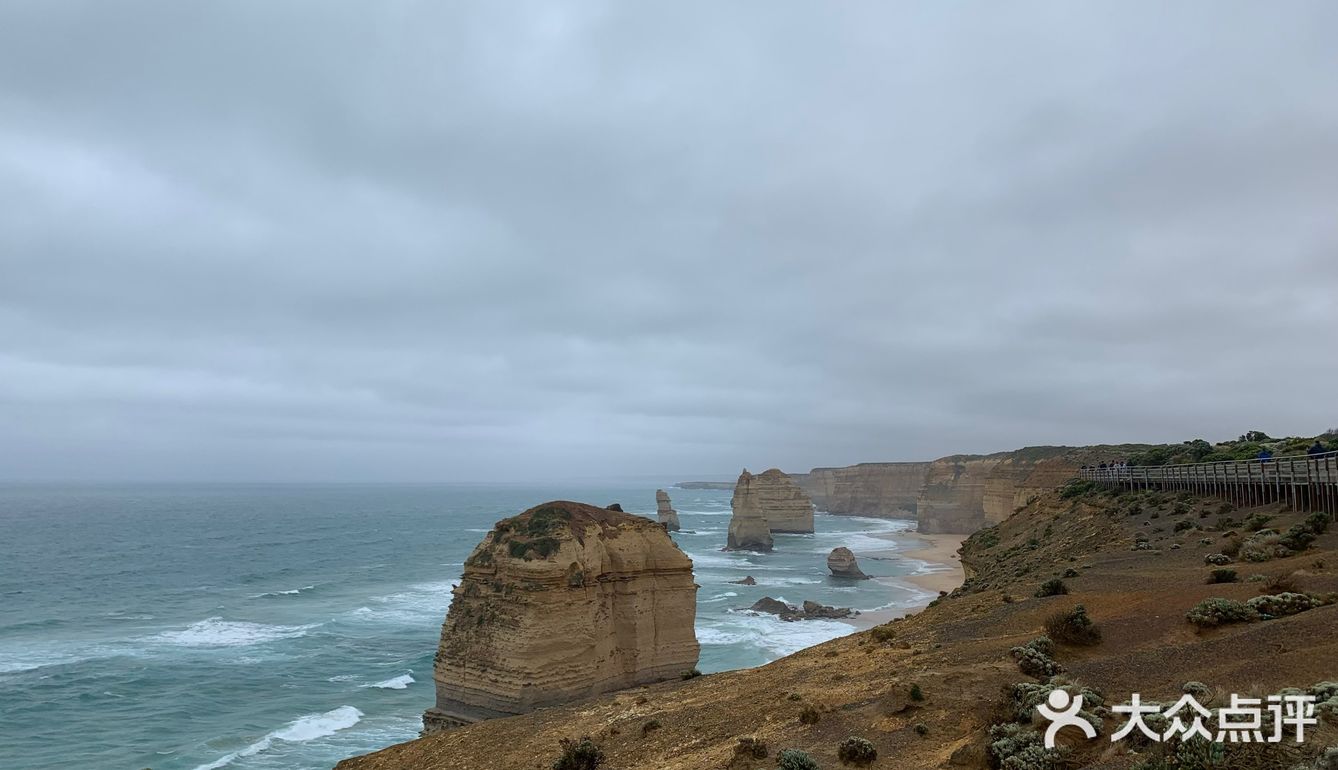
(794, 462, 932, 518)
(916, 450, 1085, 533)
(424, 501, 699, 732)
(748, 468, 814, 533)
(726, 470, 774, 551)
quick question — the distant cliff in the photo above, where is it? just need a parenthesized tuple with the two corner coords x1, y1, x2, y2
(673, 481, 735, 490)
(423, 501, 699, 732)
(792, 462, 931, 518)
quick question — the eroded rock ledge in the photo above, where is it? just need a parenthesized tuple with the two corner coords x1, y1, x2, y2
(423, 500, 699, 733)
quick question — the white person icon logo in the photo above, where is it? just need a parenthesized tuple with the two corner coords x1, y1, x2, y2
(1036, 690, 1098, 748)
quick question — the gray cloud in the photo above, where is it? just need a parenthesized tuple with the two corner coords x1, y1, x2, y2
(2, 2, 1336, 481)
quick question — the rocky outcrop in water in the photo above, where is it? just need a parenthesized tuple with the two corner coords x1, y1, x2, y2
(748, 596, 856, 621)
(726, 469, 774, 551)
(423, 500, 700, 733)
(730, 575, 757, 585)
(794, 462, 932, 518)
(826, 546, 870, 579)
(748, 468, 815, 533)
(655, 489, 681, 532)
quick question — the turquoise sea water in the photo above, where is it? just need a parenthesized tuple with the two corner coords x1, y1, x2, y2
(0, 483, 938, 770)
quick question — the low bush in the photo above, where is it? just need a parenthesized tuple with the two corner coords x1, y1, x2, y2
(870, 625, 895, 643)
(1044, 605, 1102, 646)
(799, 705, 821, 724)
(1011, 637, 1063, 678)
(1204, 553, 1232, 565)
(640, 719, 661, 737)
(1265, 573, 1301, 593)
(1247, 592, 1322, 618)
(1280, 524, 1317, 553)
(777, 748, 821, 770)
(1207, 568, 1238, 584)
(1035, 579, 1069, 597)
(1221, 537, 1243, 558)
(1062, 567, 1080, 578)
(1305, 511, 1331, 535)
(1245, 513, 1274, 532)
(1186, 598, 1258, 627)
(988, 722, 1069, 770)
(732, 736, 768, 761)
(680, 668, 702, 680)
(1174, 519, 1197, 533)
(837, 736, 878, 766)
(914, 723, 929, 736)
(553, 737, 605, 770)
(909, 683, 925, 701)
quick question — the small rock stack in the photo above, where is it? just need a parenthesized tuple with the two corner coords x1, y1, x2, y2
(655, 489, 681, 532)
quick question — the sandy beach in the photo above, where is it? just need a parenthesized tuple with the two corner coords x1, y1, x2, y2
(846, 529, 967, 628)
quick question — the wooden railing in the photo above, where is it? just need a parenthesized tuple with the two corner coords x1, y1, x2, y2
(1078, 451, 1338, 516)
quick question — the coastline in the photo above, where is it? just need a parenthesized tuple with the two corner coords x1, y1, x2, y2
(845, 530, 967, 628)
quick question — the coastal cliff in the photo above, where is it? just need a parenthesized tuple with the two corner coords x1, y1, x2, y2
(422, 501, 699, 732)
(793, 462, 931, 518)
(340, 485, 1338, 770)
(746, 468, 814, 534)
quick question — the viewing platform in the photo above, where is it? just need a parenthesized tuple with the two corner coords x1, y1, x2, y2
(1079, 451, 1337, 517)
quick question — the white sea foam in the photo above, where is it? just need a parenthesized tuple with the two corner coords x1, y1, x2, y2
(251, 585, 316, 598)
(153, 617, 316, 648)
(364, 673, 415, 689)
(697, 614, 855, 659)
(193, 706, 363, 770)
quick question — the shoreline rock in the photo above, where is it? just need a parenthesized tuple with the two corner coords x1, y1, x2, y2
(747, 596, 857, 621)
(423, 500, 699, 733)
(749, 468, 815, 533)
(827, 546, 870, 579)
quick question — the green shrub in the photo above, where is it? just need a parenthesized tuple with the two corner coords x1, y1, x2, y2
(1062, 567, 1080, 578)
(640, 719, 661, 737)
(799, 704, 821, 724)
(1186, 598, 1258, 627)
(914, 723, 929, 736)
(837, 736, 878, 766)
(1247, 592, 1321, 618)
(988, 723, 1068, 770)
(553, 737, 605, 770)
(1305, 511, 1331, 535)
(909, 683, 925, 701)
(1035, 578, 1069, 597)
(1044, 605, 1102, 646)
(1280, 525, 1317, 552)
(1174, 520, 1196, 533)
(1010, 637, 1062, 678)
(1245, 513, 1274, 532)
(1207, 568, 1238, 584)
(777, 748, 821, 770)
(1241, 532, 1288, 562)
(680, 668, 702, 680)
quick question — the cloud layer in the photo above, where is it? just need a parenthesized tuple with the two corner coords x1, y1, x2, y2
(2, 2, 1336, 481)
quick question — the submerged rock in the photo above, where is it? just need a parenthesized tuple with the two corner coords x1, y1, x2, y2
(726, 469, 774, 552)
(827, 547, 870, 579)
(423, 501, 700, 733)
(655, 489, 681, 532)
(747, 596, 856, 622)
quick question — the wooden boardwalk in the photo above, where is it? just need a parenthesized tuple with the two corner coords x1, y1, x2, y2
(1079, 450, 1338, 518)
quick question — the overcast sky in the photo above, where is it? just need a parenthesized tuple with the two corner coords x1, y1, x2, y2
(1, 3, 1336, 482)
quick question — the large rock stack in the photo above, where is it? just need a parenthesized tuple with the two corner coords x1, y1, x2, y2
(726, 469, 774, 552)
(750, 468, 815, 533)
(423, 501, 700, 733)
(826, 547, 870, 579)
(655, 489, 681, 531)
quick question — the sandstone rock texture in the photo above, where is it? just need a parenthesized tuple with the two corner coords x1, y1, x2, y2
(826, 546, 869, 579)
(423, 501, 699, 733)
(726, 470, 774, 551)
(655, 489, 681, 532)
(747, 468, 814, 533)
(794, 462, 932, 518)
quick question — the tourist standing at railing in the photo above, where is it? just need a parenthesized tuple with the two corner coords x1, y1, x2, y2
(1309, 441, 1327, 457)
(1257, 448, 1273, 463)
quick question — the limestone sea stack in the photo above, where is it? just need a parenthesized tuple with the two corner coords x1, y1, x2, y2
(726, 469, 774, 552)
(423, 501, 700, 733)
(750, 468, 815, 533)
(826, 546, 870, 579)
(655, 489, 681, 532)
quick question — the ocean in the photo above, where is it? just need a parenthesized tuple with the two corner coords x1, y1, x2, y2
(0, 483, 940, 770)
